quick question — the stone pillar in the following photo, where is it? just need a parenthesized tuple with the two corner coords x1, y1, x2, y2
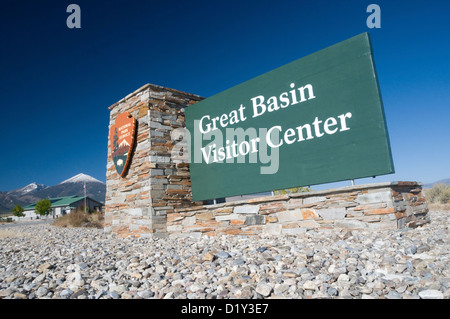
(104, 84, 203, 238)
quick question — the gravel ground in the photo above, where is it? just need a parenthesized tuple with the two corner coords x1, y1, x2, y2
(0, 210, 448, 299)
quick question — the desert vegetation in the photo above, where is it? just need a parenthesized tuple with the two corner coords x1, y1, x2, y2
(425, 183, 450, 211)
(52, 208, 104, 229)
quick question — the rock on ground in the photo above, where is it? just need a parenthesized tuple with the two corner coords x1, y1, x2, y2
(0, 210, 449, 299)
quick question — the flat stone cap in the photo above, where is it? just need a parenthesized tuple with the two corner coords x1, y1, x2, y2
(108, 83, 204, 110)
(284, 181, 423, 198)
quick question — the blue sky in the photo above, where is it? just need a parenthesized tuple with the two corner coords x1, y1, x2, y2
(0, 0, 449, 191)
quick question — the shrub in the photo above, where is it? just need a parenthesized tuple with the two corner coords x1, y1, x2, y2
(52, 211, 104, 228)
(424, 183, 450, 204)
(274, 186, 312, 195)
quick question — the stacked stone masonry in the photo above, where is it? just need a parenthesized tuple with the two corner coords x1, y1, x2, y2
(167, 181, 429, 238)
(105, 84, 429, 238)
(104, 84, 204, 238)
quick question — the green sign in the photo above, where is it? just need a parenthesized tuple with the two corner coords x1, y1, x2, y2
(185, 32, 394, 201)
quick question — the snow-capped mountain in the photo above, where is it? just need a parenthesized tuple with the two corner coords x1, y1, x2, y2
(36, 173, 106, 204)
(0, 173, 106, 213)
(60, 173, 104, 184)
(7, 182, 47, 196)
(1, 183, 48, 212)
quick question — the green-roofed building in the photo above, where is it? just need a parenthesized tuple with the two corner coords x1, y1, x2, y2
(21, 195, 103, 220)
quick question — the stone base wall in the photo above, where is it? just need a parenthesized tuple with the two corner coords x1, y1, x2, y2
(167, 182, 429, 238)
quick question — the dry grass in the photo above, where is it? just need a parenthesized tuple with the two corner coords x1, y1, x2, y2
(428, 202, 450, 212)
(0, 229, 22, 239)
(52, 211, 104, 229)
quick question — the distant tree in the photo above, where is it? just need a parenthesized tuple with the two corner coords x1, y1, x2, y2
(12, 204, 25, 219)
(35, 199, 52, 218)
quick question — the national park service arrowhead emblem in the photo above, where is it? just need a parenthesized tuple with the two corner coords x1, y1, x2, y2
(109, 112, 137, 177)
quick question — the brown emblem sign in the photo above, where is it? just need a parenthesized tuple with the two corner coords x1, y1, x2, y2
(109, 112, 137, 177)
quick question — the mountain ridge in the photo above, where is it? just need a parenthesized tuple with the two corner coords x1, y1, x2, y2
(423, 178, 450, 189)
(7, 182, 48, 196)
(0, 173, 106, 213)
